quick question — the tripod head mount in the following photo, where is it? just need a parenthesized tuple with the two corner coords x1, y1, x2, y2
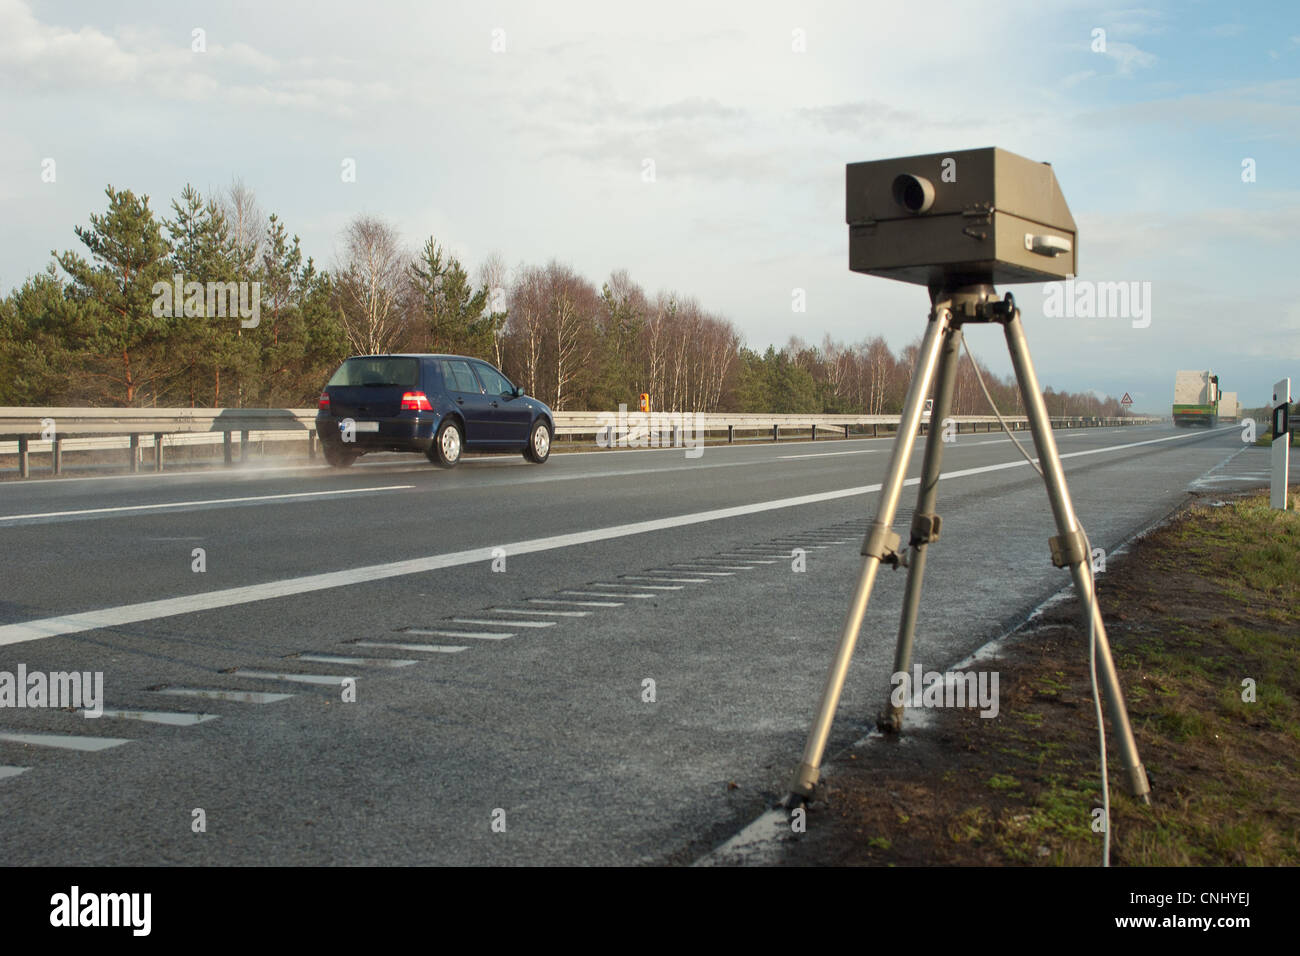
(928, 284, 1018, 326)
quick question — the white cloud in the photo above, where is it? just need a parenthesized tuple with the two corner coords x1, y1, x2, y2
(1103, 40, 1158, 75)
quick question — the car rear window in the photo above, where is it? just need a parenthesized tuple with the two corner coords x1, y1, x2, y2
(327, 357, 420, 387)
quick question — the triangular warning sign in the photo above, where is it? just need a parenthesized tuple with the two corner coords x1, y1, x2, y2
(1120, 392, 1133, 405)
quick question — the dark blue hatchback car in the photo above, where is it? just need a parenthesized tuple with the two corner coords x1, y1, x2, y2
(315, 354, 554, 468)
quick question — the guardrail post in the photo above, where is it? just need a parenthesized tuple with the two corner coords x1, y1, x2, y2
(129, 434, 140, 473)
(772, 424, 779, 443)
(727, 425, 734, 444)
(240, 429, 249, 462)
(308, 429, 316, 459)
(223, 431, 233, 465)
(19, 437, 29, 478)
(843, 425, 849, 440)
(154, 433, 164, 472)
(52, 437, 62, 475)
(811, 424, 817, 442)
(872, 424, 878, 438)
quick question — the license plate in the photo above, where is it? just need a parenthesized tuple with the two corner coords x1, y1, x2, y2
(353, 421, 379, 433)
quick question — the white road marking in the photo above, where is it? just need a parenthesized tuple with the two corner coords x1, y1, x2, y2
(0, 427, 1226, 648)
(353, 641, 469, 653)
(620, 575, 709, 583)
(0, 765, 28, 779)
(0, 731, 132, 751)
(648, 569, 734, 576)
(777, 450, 880, 460)
(591, 582, 683, 590)
(528, 598, 623, 607)
(0, 485, 414, 523)
(556, 590, 655, 599)
(672, 564, 752, 571)
(233, 670, 355, 686)
(449, 618, 553, 630)
(294, 654, 418, 667)
(86, 709, 219, 725)
(401, 627, 513, 640)
(152, 687, 292, 703)
(488, 607, 589, 617)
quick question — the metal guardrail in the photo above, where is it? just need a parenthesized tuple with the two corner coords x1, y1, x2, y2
(0, 406, 1161, 478)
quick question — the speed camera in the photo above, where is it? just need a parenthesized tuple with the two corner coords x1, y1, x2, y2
(846, 147, 1078, 289)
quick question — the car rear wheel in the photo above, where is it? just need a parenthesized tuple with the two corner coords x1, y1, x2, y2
(428, 419, 463, 468)
(322, 441, 358, 468)
(524, 419, 551, 463)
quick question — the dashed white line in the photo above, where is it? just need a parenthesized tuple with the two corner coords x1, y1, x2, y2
(556, 591, 655, 599)
(294, 654, 418, 667)
(449, 618, 553, 630)
(488, 607, 590, 617)
(152, 687, 292, 704)
(233, 670, 356, 686)
(87, 709, 219, 725)
(353, 641, 469, 653)
(528, 598, 623, 608)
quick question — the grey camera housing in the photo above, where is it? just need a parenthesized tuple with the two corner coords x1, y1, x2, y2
(846, 147, 1077, 288)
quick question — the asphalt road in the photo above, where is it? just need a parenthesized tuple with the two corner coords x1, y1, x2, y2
(0, 423, 1267, 864)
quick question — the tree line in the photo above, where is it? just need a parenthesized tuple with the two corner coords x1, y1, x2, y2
(0, 183, 1124, 418)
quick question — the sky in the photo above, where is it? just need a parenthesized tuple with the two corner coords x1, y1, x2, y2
(1, 0, 1297, 413)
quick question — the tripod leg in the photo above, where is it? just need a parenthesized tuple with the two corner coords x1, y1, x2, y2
(1003, 311, 1151, 803)
(790, 307, 953, 800)
(878, 323, 963, 732)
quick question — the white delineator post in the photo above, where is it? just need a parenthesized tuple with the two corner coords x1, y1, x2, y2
(1272, 378, 1291, 511)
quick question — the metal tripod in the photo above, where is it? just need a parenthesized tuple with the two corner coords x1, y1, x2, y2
(789, 284, 1151, 805)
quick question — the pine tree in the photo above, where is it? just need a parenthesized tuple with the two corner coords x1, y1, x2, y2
(55, 186, 175, 404)
(409, 237, 489, 355)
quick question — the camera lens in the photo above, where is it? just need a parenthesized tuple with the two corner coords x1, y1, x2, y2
(892, 174, 935, 213)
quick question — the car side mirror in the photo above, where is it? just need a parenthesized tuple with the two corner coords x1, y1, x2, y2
(511, 386, 523, 398)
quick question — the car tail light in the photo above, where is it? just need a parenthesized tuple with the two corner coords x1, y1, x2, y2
(317, 390, 330, 411)
(401, 391, 433, 411)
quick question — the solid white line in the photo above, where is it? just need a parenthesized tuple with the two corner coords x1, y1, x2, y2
(0, 765, 28, 779)
(0, 427, 1225, 647)
(152, 687, 292, 703)
(0, 731, 132, 751)
(777, 450, 879, 460)
(0, 485, 414, 522)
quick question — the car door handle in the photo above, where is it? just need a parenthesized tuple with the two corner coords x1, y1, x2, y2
(456, 397, 464, 405)
(490, 401, 499, 407)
